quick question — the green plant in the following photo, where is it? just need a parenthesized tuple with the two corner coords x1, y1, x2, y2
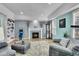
(64, 32, 69, 38)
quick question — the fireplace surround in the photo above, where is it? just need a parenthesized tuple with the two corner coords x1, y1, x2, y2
(29, 28, 42, 39)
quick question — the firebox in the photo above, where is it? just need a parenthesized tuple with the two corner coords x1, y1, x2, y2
(32, 32, 39, 38)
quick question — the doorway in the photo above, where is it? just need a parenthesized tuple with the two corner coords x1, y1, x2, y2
(46, 21, 52, 39)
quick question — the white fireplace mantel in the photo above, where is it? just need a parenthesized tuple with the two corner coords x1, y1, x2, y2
(29, 28, 43, 39)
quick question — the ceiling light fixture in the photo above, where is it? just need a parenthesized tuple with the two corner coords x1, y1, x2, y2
(20, 11, 24, 15)
(33, 20, 38, 24)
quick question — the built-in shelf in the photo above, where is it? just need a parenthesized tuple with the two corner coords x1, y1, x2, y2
(7, 19, 15, 40)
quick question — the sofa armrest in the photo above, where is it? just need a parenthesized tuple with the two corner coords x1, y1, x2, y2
(49, 44, 73, 56)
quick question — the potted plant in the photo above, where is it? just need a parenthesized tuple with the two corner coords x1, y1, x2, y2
(64, 32, 69, 38)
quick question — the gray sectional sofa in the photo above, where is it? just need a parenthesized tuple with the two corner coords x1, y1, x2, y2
(0, 42, 16, 56)
(49, 38, 79, 56)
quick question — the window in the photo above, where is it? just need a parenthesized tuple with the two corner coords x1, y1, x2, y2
(52, 19, 56, 35)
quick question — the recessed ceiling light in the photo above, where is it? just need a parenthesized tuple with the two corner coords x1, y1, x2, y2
(33, 20, 38, 24)
(20, 11, 24, 15)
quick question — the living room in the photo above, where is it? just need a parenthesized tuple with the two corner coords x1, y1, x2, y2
(1, 3, 79, 56)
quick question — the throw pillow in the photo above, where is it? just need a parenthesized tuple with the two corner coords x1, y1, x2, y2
(60, 38, 70, 47)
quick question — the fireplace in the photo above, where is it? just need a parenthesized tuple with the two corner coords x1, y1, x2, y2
(29, 28, 42, 39)
(32, 32, 39, 38)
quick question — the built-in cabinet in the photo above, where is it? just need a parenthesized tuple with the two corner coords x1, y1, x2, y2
(7, 19, 15, 41)
(0, 12, 15, 42)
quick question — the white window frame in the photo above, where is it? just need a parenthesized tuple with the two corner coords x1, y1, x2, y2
(52, 19, 56, 35)
(72, 9, 79, 38)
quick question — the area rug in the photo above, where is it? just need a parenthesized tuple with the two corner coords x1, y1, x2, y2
(26, 41, 49, 56)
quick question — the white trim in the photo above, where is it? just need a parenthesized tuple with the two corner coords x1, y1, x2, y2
(29, 28, 30, 40)
(41, 28, 42, 39)
(72, 13, 75, 38)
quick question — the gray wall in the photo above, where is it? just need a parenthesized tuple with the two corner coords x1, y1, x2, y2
(15, 20, 28, 39)
(15, 20, 46, 39)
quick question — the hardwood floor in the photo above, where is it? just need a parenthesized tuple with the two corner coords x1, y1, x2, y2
(23, 38, 54, 45)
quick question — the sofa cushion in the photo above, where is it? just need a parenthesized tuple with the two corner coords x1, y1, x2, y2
(49, 44, 73, 56)
(0, 42, 8, 49)
(60, 38, 70, 47)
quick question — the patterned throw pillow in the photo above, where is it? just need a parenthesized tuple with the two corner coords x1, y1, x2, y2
(60, 38, 70, 48)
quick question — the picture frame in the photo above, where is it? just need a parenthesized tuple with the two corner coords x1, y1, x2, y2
(59, 18, 66, 28)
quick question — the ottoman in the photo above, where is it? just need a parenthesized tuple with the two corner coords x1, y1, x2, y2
(11, 42, 30, 54)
